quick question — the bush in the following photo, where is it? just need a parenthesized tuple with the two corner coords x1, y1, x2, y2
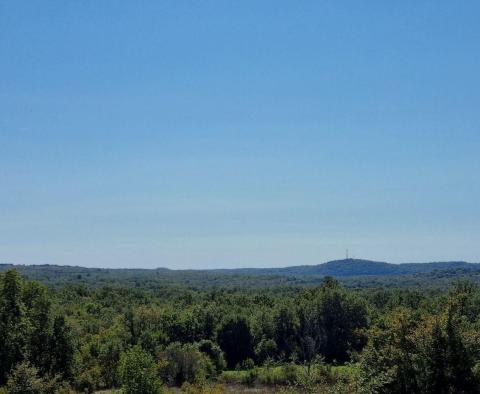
(197, 340, 226, 374)
(119, 346, 162, 394)
(158, 342, 213, 386)
(244, 368, 258, 386)
(5, 362, 75, 394)
(218, 370, 253, 385)
(237, 358, 255, 371)
(42, 375, 75, 394)
(74, 365, 102, 393)
(6, 362, 45, 394)
(255, 338, 278, 364)
(257, 364, 297, 386)
(281, 363, 298, 384)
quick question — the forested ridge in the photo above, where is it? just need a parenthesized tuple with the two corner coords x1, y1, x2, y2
(2, 266, 480, 393)
(2, 259, 480, 290)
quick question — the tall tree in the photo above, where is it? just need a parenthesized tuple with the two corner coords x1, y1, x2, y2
(217, 317, 253, 369)
(50, 315, 75, 380)
(0, 270, 27, 384)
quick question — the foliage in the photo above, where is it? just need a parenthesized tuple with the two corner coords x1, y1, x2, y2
(2, 268, 480, 392)
(118, 345, 162, 394)
(217, 317, 254, 369)
(359, 305, 479, 393)
(5, 259, 480, 290)
(157, 342, 213, 386)
(0, 270, 74, 386)
(197, 340, 226, 373)
(5, 362, 45, 394)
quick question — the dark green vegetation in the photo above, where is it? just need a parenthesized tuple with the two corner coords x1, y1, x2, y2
(1, 259, 480, 289)
(2, 261, 480, 393)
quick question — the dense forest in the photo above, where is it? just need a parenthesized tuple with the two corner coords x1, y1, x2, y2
(2, 259, 480, 290)
(2, 264, 480, 393)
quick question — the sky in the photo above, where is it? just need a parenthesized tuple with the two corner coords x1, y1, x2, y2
(1, 1, 480, 269)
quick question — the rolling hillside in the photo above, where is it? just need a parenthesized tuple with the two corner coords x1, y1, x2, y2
(1, 259, 479, 289)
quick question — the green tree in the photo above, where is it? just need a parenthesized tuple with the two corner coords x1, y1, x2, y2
(217, 317, 253, 369)
(296, 279, 368, 365)
(360, 306, 479, 394)
(158, 342, 213, 386)
(6, 361, 45, 394)
(0, 270, 28, 384)
(255, 338, 278, 364)
(119, 346, 162, 394)
(443, 309, 476, 391)
(310, 278, 368, 362)
(359, 307, 418, 394)
(50, 316, 75, 380)
(197, 340, 226, 373)
(23, 281, 53, 376)
(98, 330, 125, 388)
(273, 304, 298, 360)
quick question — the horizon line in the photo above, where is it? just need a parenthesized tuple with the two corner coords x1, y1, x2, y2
(1, 258, 477, 272)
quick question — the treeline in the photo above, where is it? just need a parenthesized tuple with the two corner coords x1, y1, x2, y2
(4, 262, 480, 290)
(1, 269, 480, 393)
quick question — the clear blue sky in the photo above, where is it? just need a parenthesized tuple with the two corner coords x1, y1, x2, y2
(1, 1, 479, 269)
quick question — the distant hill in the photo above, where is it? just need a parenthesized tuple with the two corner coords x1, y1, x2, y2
(1, 259, 479, 289)
(204, 259, 478, 278)
(248, 259, 477, 277)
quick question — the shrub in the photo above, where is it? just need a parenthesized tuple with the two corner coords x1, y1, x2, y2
(158, 342, 213, 386)
(255, 338, 278, 364)
(244, 368, 258, 386)
(6, 362, 75, 394)
(197, 340, 226, 373)
(237, 358, 255, 371)
(6, 362, 45, 394)
(281, 363, 298, 384)
(74, 365, 102, 394)
(119, 346, 162, 394)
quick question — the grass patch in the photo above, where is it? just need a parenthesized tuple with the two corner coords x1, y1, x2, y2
(219, 363, 359, 387)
